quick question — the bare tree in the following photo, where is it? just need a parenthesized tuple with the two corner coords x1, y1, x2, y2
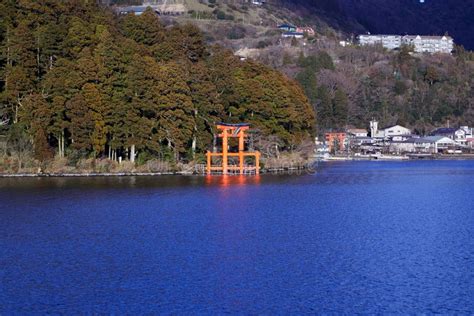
(7, 126, 32, 171)
(0, 117, 9, 127)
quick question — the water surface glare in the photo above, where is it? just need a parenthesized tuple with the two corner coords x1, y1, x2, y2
(1, 161, 473, 313)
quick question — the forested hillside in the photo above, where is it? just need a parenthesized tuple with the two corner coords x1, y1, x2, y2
(177, 0, 474, 133)
(284, 44, 474, 134)
(0, 0, 314, 169)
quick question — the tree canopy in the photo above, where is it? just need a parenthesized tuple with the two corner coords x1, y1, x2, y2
(0, 1, 315, 163)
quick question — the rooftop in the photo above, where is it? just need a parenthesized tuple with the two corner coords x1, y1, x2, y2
(411, 136, 452, 143)
(380, 124, 408, 130)
(278, 24, 296, 28)
(403, 35, 453, 40)
(360, 34, 453, 41)
(347, 128, 368, 133)
(430, 127, 457, 135)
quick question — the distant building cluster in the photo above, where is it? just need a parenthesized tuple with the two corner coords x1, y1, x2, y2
(278, 24, 315, 39)
(358, 34, 454, 54)
(114, 2, 186, 16)
(322, 120, 473, 156)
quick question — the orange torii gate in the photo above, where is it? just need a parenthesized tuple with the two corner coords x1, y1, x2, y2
(206, 123, 260, 175)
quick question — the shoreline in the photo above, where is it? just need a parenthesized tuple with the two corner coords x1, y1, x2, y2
(2, 158, 473, 178)
(321, 154, 474, 162)
(0, 171, 188, 178)
(0, 169, 310, 178)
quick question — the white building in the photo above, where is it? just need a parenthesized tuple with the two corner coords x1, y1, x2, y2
(430, 126, 472, 146)
(390, 136, 456, 154)
(468, 138, 474, 149)
(358, 35, 402, 50)
(251, 0, 265, 5)
(403, 35, 454, 54)
(370, 120, 411, 139)
(383, 125, 412, 138)
(347, 128, 368, 138)
(391, 134, 415, 142)
(358, 34, 454, 54)
(282, 32, 304, 39)
(460, 126, 473, 140)
(413, 136, 456, 153)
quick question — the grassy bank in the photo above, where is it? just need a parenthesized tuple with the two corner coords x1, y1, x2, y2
(0, 156, 179, 176)
(0, 151, 317, 177)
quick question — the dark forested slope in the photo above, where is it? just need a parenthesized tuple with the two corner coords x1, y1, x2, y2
(0, 1, 314, 164)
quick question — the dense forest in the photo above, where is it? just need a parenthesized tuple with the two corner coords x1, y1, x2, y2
(0, 0, 314, 170)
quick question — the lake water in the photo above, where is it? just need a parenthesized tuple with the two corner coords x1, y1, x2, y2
(1, 161, 473, 313)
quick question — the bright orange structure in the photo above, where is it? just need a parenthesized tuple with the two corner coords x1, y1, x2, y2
(325, 132, 346, 152)
(206, 123, 260, 175)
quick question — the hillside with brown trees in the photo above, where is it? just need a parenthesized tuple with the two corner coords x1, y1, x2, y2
(0, 1, 314, 172)
(172, 1, 474, 134)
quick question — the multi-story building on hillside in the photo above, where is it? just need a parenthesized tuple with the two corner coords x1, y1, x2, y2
(403, 35, 454, 54)
(358, 35, 402, 50)
(358, 34, 454, 54)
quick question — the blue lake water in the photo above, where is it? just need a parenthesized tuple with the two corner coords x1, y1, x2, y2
(1, 161, 474, 313)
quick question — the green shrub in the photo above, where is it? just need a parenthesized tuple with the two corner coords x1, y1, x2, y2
(227, 25, 246, 39)
(215, 10, 226, 20)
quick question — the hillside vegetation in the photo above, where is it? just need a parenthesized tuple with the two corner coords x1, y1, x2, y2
(0, 1, 314, 172)
(284, 44, 474, 134)
(161, 0, 474, 133)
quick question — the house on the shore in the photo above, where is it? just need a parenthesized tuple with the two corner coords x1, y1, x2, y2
(347, 128, 368, 138)
(370, 120, 411, 139)
(430, 126, 472, 146)
(461, 126, 473, 138)
(389, 136, 456, 154)
(414, 136, 457, 153)
(325, 132, 347, 152)
(468, 137, 474, 149)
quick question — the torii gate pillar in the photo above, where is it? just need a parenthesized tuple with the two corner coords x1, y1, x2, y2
(206, 123, 260, 175)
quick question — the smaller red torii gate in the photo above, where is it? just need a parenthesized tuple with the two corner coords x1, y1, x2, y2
(206, 123, 260, 175)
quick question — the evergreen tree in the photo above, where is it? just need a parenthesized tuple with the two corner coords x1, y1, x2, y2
(333, 89, 348, 127)
(317, 86, 333, 131)
(0, 0, 316, 166)
(296, 69, 318, 105)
